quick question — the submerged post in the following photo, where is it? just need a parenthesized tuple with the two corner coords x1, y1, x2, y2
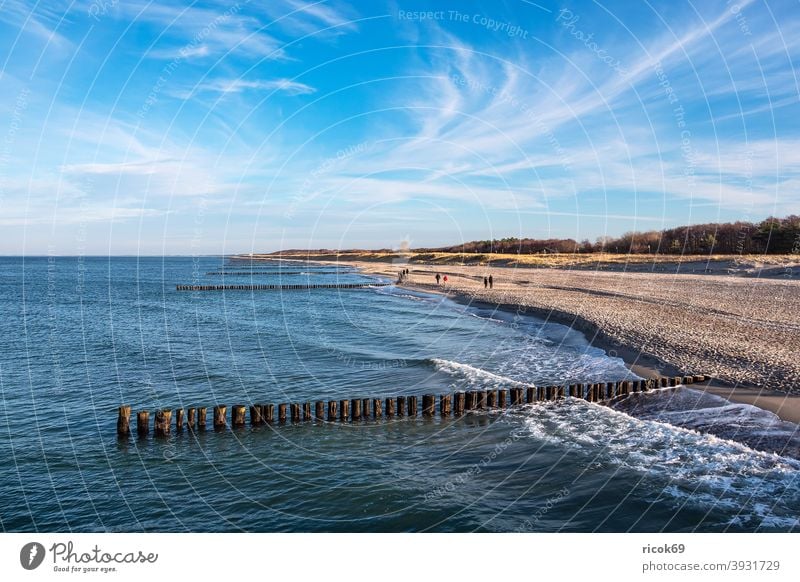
(278, 403, 287, 423)
(213, 406, 227, 430)
(327, 400, 338, 422)
(440, 394, 451, 416)
(385, 397, 395, 418)
(422, 394, 435, 416)
(262, 404, 274, 424)
(373, 398, 382, 419)
(407, 395, 418, 417)
(396, 396, 406, 417)
(136, 410, 149, 438)
(454, 392, 465, 415)
(315, 401, 325, 421)
(465, 391, 476, 410)
(197, 407, 207, 429)
(340, 399, 350, 421)
(291, 403, 301, 423)
(526, 387, 536, 403)
(303, 402, 312, 421)
(476, 390, 487, 409)
(498, 389, 507, 408)
(250, 405, 263, 426)
(362, 398, 370, 419)
(351, 398, 362, 421)
(187, 407, 196, 430)
(117, 405, 131, 437)
(175, 408, 184, 431)
(232, 405, 246, 427)
(154, 409, 172, 437)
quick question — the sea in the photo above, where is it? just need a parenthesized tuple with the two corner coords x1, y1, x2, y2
(0, 256, 798, 532)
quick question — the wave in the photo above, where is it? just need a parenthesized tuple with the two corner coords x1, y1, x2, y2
(512, 399, 800, 529)
(611, 387, 800, 459)
(428, 357, 533, 388)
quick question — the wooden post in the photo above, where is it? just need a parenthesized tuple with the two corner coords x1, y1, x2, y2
(526, 387, 535, 403)
(385, 397, 395, 418)
(465, 391, 476, 410)
(362, 398, 370, 419)
(262, 404, 274, 424)
(511, 388, 523, 405)
(232, 405, 246, 427)
(175, 408, 184, 431)
(556, 386, 565, 399)
(197, 407, 207, 429)
(476, 390, 487, 409)
(315, 401, 325, 421)
(422, 394, 435, 416)
(660, 377, 669, 387)
(117, 405, 131, 437)
(693, 375, 705, 383)
(498, 389, 507, 408)
(408, 395, 418, 417)
(327, 400, 338, 422)
(487, 390, 497, 408)
(187, 407, 196, 430)
(440, 394, 451, 416)
(544, 386, 553, 400)
(340, 399, 350, 421)
(537, 387, 546, 401)
(278, 403, 287, 423)
(154, 409, 172, 436)
(213, 406, 226, 429)
(454, 392, 465, 415)
(373, 398, 382, 419)
(250, 405, 263, 426)
(396, 396, 406, 417)
(136, 410, 149, 437)
(351, 398, 362, 421)
(291, 403, 301, 423)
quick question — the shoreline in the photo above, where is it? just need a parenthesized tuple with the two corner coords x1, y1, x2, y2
(436, 286, 800, 424)
(346, 261, 800, 425)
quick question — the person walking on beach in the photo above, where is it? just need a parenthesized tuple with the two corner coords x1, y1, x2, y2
(443, 275, 448, 285)
(484, 276, 488, 289)
(435, 273, 441, 285)
(488, 274, 493, 289)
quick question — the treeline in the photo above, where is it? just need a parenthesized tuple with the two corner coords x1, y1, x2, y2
(419, 216, 800, 255)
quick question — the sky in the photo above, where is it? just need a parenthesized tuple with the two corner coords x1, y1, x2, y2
(0, 0, 798, 254)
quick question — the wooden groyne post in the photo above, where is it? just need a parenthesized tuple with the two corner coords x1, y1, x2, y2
(117, 406, 131, 437)
(118, 374, 711, 438)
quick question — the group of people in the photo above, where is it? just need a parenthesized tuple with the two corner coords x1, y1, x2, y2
(397, 268, 410, 283)
(432, 272, 494, 288)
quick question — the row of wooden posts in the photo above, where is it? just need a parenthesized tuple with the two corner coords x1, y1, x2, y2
(175, 283, 391, 291)
(118, 374, 708, 437)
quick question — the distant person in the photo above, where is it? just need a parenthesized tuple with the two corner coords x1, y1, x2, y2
(484, 276, 488, 288)
(435, 273, 441, 285)
(489, 274, 493, 289)
(443, 275, 448, 285)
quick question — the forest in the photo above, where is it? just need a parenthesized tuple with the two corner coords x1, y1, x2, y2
(417, 216, 800, 255)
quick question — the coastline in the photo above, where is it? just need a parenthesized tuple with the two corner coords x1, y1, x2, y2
(342, 260, 800, 425)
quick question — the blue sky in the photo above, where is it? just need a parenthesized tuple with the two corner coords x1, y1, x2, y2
(0, 0, 798, 254)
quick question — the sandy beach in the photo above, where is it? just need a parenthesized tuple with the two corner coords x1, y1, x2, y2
(320, 259, 800, 423)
